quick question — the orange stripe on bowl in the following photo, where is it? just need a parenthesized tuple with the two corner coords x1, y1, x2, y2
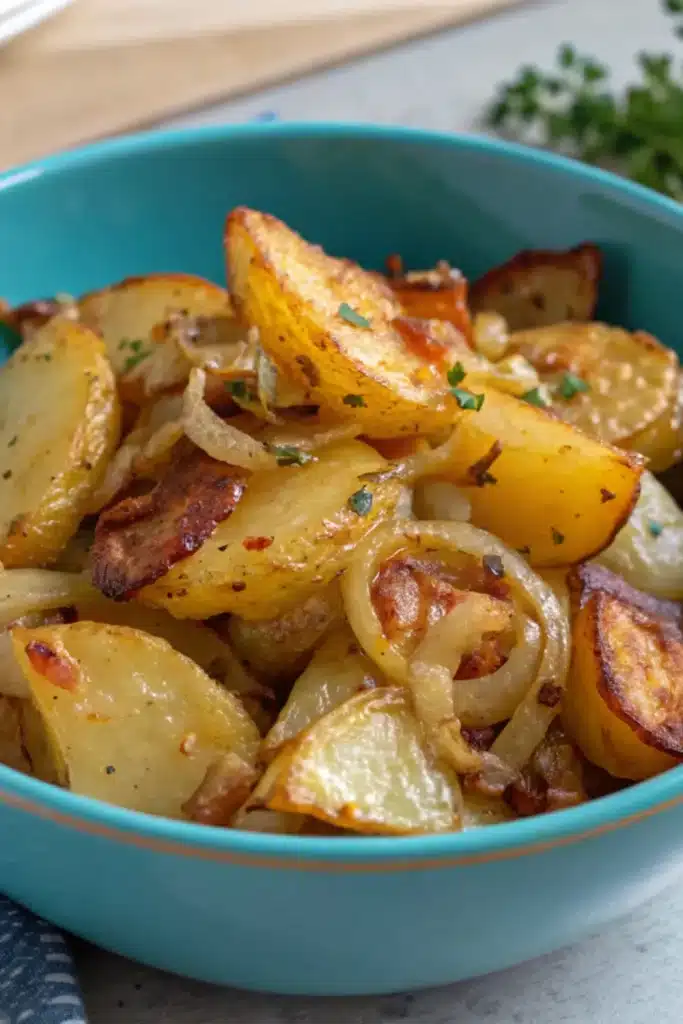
(1, 786, 682, 872)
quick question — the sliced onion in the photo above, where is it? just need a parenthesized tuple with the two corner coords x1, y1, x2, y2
(342, 520, 570, 771)
(0, 631, 30, 697)
(452, 616, 542, 727)
(257, 418, 360, 454)
(0, 570, 95, 628)
(182, 368, 275, 471)
(414, 480, 472, 522)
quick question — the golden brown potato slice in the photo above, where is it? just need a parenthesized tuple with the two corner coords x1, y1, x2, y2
(0, 295, 78, 340)
(508, 322, 679, 449)
(11, 621, 260, 816)
(564, 564, 683, 780)
(78, 273, 232, 394)
(470, 243, 601, 329)
(623, 373, 683, 473)
(226, 581, 343, 684)
(384, 257, 473, 344)
(434, 385, 643, 566)
(261, 689, 457, 834)
(262, 626, 379, 758)
(0, 319, 120, 568)
(0, 696, 31, 772)
(91, 448, 248, 599)
(225, 208, 463, 437)
(598, 470, 683, 600)
(138, 440, 402, 620)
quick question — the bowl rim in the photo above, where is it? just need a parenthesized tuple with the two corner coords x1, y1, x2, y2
(1, 119, 682, 867)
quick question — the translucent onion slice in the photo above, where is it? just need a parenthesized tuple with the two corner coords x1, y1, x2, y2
(342, 520, 570, 770)
(182, 368, 275, 471)
(413, 479, 472, 522)
(0, 570, 95, 630)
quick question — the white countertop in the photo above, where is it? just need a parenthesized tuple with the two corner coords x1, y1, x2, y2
(77, 0, 683, 1019)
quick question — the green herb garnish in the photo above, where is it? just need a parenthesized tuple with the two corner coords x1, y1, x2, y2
(551, 527, 565, 545)
(343, 393, 366, 407)
(447, 362, 467, 387)
(123, 350, 150, 373)
(225, 379, 249, 399)
(348, 486, 373, 516)
(648, 519, 665, 537)
(338, 303, 371, 329)
(558, 372, 590, 400)
(485, 0, 683, 200)
(521, 387, 549, 408)
(268, 445, 315, 467)
(451, 388, 485, 411)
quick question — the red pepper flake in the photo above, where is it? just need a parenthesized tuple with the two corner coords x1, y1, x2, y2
(242, 536, 274, 551)
(600, 488, 616, 503)
(179, 732, 198, 756)
(467, 440, 503, 487)
(537, 682, 562, 707)
(25, 641, 77, 691)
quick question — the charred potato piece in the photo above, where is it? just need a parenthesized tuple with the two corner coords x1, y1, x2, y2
(11, 621, 260, 816)
(0, 296, 78, 340)
(226, 208, 464, 437)
(260, 689, 457, 834)
(564, 564, 683, 780)
(470, 243, 601, 329)
(436, 385, 644, 566)
(136, 440, 402, 620)
(91, 448, 248, 599)
(0, 319, 120, 567)
(508, 322, 679, 449)
(385, 258, 473, 344)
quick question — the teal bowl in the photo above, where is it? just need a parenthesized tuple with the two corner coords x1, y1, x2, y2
(1, 123, 683, 995)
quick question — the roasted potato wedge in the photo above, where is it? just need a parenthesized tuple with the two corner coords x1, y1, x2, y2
(508, 322, 679, 449)
(226, 582, 344, 684)
(564, 565, 683, 780)
(0, 696, 31, 772)
(624, 373, 683, 473)
(11, 622, 260, 816)
(260, 689, 457, 834)
(226, 208, 463, 436)
(385, 258, 473, 343)
(79, 273, 232, 395)
(0, 319, 120, 567)
(434, 385, 643, 566)
(136, 440, 402, 620)
(262, 626, 379, 758)
(470, 243, 601, 329)
(598, 470, 683, 600)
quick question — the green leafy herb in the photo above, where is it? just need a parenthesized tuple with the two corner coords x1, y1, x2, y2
(521, 387, 549, 408)
(225, 379, 249, 399)
(648, 519, 665, 537)
(268, 445, 315, 467)
(483, 554, 505, 578)
(447, 362, 467, 387)
(338, 303, 371, 329)
(123, 350, 150, 373)
(486, 0, 683, 200)
(551, 527, 565, 545)
(118, 338, 145, 351)
(558, 372, 590, 400)
(348, 486, 373, 516)
(343, 393, 367, 407)
(451, 388, 485, 411)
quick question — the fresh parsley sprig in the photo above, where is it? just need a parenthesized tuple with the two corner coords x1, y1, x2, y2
(486, 0, 683, 200)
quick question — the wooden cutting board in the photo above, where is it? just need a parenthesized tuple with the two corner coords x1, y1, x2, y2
(0, 0, 522, 169)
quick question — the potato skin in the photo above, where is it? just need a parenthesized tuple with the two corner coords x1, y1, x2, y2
(433, 385, 644, 566)
(0, 319, 120, 568)
(225, 208, 461, 437)
(139, 440, 402, 620)
(564, 567, 683, 780)
(470, 243, 601, 329)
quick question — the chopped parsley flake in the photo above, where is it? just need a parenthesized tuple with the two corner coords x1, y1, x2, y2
(521, 387, 548, 408)
(348, 486, 373, 516)
(268, 445, 315, 467)
(447, 362, 467, 387)
(451, 387, 485, 411)
(483, 554, 505, 578)
(551, 527, 565, 545)
(122, 350, 150, 373)
(558, 372, 590, 400)
(648, 519, 664, 538)
(225, 379, 249, 399)
(338, 303, 371, 329)
(343, 393, 366, 407)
